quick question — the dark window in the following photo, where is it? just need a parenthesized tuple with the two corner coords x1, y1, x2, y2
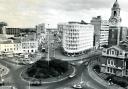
(107, 50, 109, 54)
(114, 11, 117, 16)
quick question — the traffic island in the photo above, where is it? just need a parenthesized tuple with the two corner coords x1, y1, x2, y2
(21, 57, 76, 84)
(0, 64, 10, 78)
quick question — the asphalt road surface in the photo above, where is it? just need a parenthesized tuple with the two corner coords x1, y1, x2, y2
(0, 55, 108, 89)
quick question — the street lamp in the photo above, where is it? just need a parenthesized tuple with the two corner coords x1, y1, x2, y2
(1, 78, 4, 89)
(29, 81, 30, 89)
(0, 69, 4, 89)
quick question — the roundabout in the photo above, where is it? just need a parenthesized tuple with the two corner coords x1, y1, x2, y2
(20, 57, 77, 85)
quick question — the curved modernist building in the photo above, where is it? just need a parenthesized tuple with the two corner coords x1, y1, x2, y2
(62, 21, 94, 56)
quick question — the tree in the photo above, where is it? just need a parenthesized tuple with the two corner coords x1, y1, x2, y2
(0, 22, 7, 27)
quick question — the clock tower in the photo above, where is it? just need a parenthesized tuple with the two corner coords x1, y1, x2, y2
(108, 0, 121, 47)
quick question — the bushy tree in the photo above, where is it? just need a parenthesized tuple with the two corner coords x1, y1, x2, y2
(26, 58, 69, 79)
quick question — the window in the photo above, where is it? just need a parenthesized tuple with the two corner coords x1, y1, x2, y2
(126, 70, 128, 75)
(112, 51, 114, 55)
(120, 52, 122, 55)
(110, 68, 113, 73)
(107, 59, 110, 64)
(114, 11, 117, 16)
(107, 67, 110, 72)
(110, 60, 115, 66)
(107, 50, 109, 54)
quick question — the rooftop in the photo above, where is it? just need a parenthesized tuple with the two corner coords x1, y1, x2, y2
(68, 20, 88, 25)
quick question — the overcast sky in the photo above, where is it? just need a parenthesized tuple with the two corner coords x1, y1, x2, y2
(0, 0, 128, 28)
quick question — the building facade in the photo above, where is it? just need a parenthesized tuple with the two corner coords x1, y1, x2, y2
(120, 27, 128, 41)
(100, 41, 128, 77)
(91, 16, 109, 48)
(57, 23, 66, 46)
(21, 37, 38, 54)
(100, 20, 109, 47)
(91, 16, 101, 47)
(6, 28, 36, 37)
(0, 40, 22, 54)
(108, 0, 122, 47)
(62, 21, 94, 56)
(36, 23, 46, 35)
(0, 37, 38, 54)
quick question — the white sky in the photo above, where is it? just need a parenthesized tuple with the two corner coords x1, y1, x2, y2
(0, 0, 127, 28)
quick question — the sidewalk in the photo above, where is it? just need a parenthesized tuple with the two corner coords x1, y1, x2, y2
(88, 63, 124, 89)
(55, 48, 101, 61)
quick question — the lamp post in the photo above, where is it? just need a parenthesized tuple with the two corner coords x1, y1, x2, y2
(0, 69, 4, 89)
(1, 78, 4, 89)
(29, 81, 30, 89)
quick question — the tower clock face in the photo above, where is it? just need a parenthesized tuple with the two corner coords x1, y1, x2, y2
(111, 18, 118, 25)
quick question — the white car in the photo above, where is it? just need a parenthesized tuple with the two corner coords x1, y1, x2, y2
(72, 84, 83, 89)
(69, 73, 75, 78)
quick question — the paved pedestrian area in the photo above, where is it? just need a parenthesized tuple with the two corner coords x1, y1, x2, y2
(55, 48, 101, 61)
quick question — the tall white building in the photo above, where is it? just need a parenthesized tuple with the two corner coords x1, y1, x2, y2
(100, 20, 109, 47)
(62, 21, 94, 56)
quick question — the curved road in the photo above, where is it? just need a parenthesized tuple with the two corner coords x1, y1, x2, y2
(0, 57, 108, 89)
(48, 63, 107, 89)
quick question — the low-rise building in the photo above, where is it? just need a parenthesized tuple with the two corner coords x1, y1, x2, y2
(21, 37, 38, 54)
(0, 39, 22, 54)
(100, 41, 128, 77)
(6, 27, 36, 37)
(0, 35, 38, 55)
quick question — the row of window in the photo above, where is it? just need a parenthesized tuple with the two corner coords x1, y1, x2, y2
(66, 33, 79, 35)
(65, 44, 92, 49)
(106, 50, 123, 56)
(107, 59, 115, 66)
(23, 49, 35, 53)
(107, 67, 115, 74)
(22, 46, 36, 49)
(66, 37, 79, 39)
(66, 25, 90, 28)
(4, 48, 20, 52)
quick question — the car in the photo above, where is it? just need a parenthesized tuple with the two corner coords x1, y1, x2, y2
(72, 84, 83, 89)
(69, 73, 75, 78)
(30, 81, 42, 86)
(78, 60, 84, 64)
(84, 62, 88, 66)
(70, 62, 76, 66)
(69, 68, 76, 78)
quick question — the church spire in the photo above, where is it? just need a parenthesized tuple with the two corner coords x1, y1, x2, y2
(109, 0, 121, 26)
(113, 0, 120, 9)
